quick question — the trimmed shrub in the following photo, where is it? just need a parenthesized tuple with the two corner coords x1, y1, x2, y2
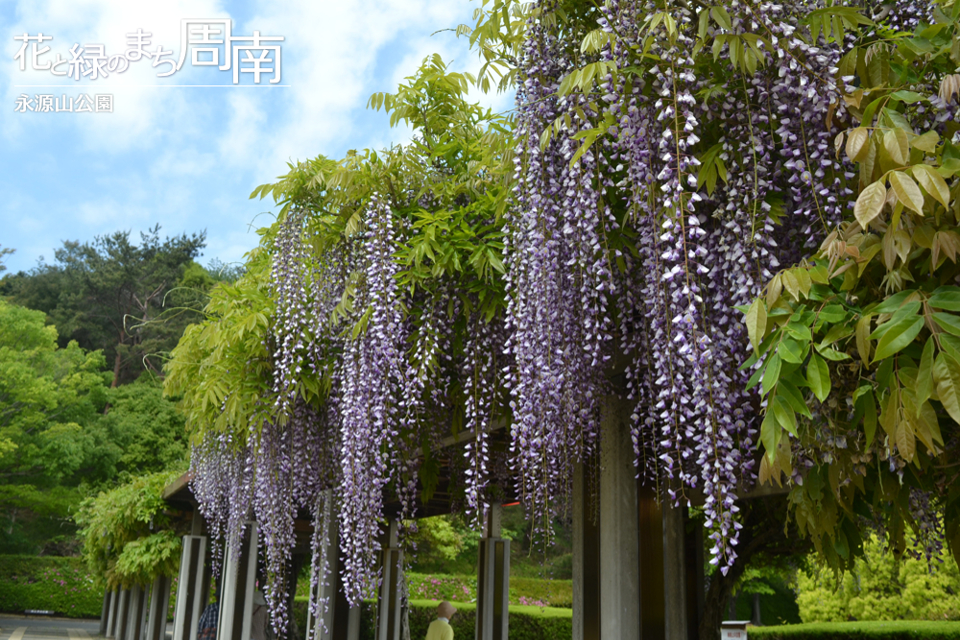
(403, 572, 572, 608)
(291, 597, 572, 640)
(797, 536, 960, 623)
(299, 573, 574, 609)
(407, 573, 476, 602)
(0, 555, 102, 618)
(510, 577, 573, 608)
(749, 621, 960, 639)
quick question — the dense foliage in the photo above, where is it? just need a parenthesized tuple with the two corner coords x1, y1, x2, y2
(0, 299, 109, 553)
(1, 227, 206, 385)
(0, 233, 237, 555)
(164, 0, 960, 636)
(0, 298, 191, 555)
(743, 6, 960, 571)
(0, 301, 108, 468)
(0, 555, 103, 618)
(98, 378, 190, 476)
(75, 469, 187, 589)
(798, 534, 960, 622)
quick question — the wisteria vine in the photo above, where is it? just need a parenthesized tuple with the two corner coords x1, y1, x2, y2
(169, 0, 958, 631)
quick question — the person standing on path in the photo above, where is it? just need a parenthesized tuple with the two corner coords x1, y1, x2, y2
(424, 601, 456, 640)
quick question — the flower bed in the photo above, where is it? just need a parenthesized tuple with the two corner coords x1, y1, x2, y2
(405, 573, 573, 608)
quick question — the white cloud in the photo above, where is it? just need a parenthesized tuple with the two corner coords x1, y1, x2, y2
(223, 0, 493, 178)
(3, 0, 506, 167)
(1, 0, 517, 273)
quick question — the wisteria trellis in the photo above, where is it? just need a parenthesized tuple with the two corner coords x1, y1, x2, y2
(163, 0, 960, 634)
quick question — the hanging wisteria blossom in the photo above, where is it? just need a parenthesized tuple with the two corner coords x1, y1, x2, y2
(163, 0, 960, 633)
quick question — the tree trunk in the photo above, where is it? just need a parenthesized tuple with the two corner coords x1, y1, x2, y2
(752, 593, 762, 626)
(698, 497, 811, 640)
(700, 557, 748, 640)
(112, 348, 122, 388)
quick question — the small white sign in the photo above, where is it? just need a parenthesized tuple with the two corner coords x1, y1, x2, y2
(720, 620, 749, 640)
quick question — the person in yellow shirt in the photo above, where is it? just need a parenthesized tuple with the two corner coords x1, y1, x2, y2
(424, 601, 456, 640)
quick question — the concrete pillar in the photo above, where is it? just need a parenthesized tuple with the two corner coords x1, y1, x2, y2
(482, 503, 501, 539)
(173, 535, 209, 640)
(574, 398, 699, 640)
(637, 483, 665, 640)
(346, 607, 361, 640)
(145, 576, 172, 640)
(106, 589, 120, 639)
(663, 504, 687, 640)
(115, 589, 132, 640)
(375, 520, 404, 640)
(125, 583, 148, 640)
(191, 510, 204, 536)
(305, 549, 361, 640)
(477, 504, 510, 640)
(306, 558, 334, 640)
(599, 397, 640, 640)
(572, 460, 601, 640)
(100, 588, 111, 636)
(305, 495, 360, 640)
(217, 523, 258, 640)
(684, 520, 704, 640)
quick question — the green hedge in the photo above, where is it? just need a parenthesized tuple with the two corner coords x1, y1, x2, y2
(291, 597, 572, 640)
(510, 577, 573, 608)
(0, 555, 102, 618)
(403, 573, 573, 608)
(749, 621, 960, 639)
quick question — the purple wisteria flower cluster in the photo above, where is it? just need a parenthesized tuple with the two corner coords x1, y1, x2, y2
(507, 0, 618, 545)
(181, 0, 948, 629)
(508, 0, 888, 572)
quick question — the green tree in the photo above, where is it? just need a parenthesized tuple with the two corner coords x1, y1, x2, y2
(54, 226, 206, 385)
(2, 227, 206, 385)
(0, 299, 188, 554)
(0, 300, 108, 479)
(408, 516, 466, 571)
(0, 245, 12, 273)
(0, 262, 68, 323)
(0, 299, 109, 554)
(95, 377, 188, 477)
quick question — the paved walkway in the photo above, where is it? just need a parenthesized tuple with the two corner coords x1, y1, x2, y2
(0, 616, 101, 640)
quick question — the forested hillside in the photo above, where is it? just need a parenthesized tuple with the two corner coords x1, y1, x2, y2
(0, 232, 239, 555)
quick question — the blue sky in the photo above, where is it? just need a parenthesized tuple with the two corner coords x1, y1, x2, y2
(1, 0, 513, 274)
